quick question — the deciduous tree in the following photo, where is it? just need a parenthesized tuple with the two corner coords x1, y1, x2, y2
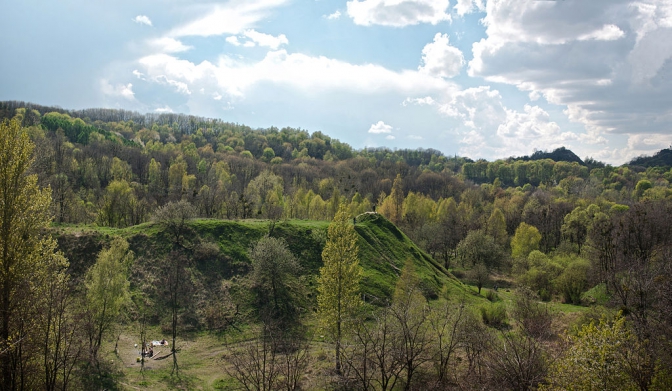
(317, 204, 362, 373)
(0, 119, 63, 390)
(84, 237, 132, 366)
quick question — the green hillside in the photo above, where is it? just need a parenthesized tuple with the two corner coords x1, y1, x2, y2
(55, 213, 474, 319)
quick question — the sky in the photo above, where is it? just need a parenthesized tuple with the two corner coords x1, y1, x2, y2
(2, 0, 672, 165)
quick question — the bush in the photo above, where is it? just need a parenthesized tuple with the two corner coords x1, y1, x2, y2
(511, 287, 552, 339)
(485, 289, 499, 302)
(480, 303, 508, 328)
(555, 259, 589, 305)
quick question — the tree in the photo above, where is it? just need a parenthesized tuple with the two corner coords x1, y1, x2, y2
(485, 331, 548, 391)
(486, 208, 508, 249)
(0, 119, 62, 390)
(84, 237, 132, 366)
(40, 260, 83, 391)
(543, 315, 639, 391)
(391, 260, 431, 391)
(97, 180, 137, 227)
(249, 236, 301, 324)
(152, 200, 197, 247)
(456, 230, 504, 270)
(561, 205, 598, 254)
(379, 174, 404, 225)
(511, 222, 542, 259)
(317, 204, 363, 374)
(428, 302, 465, 387)
(469, 263, 490, 295)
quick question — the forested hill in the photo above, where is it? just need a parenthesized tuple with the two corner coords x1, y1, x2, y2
(517, 146, 584, 165)
(4, 102, 672, 389)
(2, 101, 672, 263)
(629, 147, 672, 168)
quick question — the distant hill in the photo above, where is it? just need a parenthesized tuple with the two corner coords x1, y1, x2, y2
(519, 147, 585, 165)
(629, 148, 672, 168)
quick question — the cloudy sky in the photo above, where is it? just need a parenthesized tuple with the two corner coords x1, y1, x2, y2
(2, 0, 672, 164)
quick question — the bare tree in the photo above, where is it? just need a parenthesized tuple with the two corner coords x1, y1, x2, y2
(152, 200, 197, 247)
(224, 322, 310, 391)
(485, 331, 548, 391)
(225, 327, 280, 391)
(428, 302, 466, 387)
(391, 260, 432, 391)
(343, 307, 404, 391)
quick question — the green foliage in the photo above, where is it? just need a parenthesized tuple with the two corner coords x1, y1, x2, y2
(85, 236, 132, 364)
(511, 222, 541, 259)
(554, 257, 589, 305)
(317, 204, 363, 371)
(479, 302, 508, 328)
(248, 236, 302, 322)
(456, 230, 505, 269)
(0, 119, 69, 389)
(543, 315, 639, 391)
(484, 289, 499, 302)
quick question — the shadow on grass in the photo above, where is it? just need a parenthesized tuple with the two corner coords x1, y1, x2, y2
(79, 361, 126, 391)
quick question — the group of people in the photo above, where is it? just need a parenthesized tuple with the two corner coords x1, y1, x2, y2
(139, 339, 168, 358)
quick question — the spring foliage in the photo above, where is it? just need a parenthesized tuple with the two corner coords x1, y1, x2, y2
(317, 204, 362, 370)
(0, 119, 67, 389)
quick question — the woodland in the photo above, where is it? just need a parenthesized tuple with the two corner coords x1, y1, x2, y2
(1, 100, 672, 390)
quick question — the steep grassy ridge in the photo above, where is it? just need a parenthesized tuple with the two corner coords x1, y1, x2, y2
(55, 213, 472, 310)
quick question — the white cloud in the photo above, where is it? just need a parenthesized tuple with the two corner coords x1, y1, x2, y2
(213, 92, 223, 100)
(100, 80, 136, 100)
(468, 0, 672, 143)
(403, 96, 435, 106)
(243, 29, 288, 49)
(149, 37, 193, 53)
(225, 30, 288, 49)
(578, 24, 625, 41)
(133, 15, 152, 26)
(154, 75, 191, 95)
(497, 104, 569, 141)
(170, 0, 288, 37)
(132, 70, 146, 80)
(137, 50, 457, 100)
(346, 0, 451, 27)
(368, 120, 393, 133)
(226, 36, 241, 46)
(437, 86, 586, 159)
(155, 106, 173, 113)
(419, 33, 465, 78)
(325, 10, 342, 20)
(386, 135, 396, 140)
(627, 133, 672, 151)
(454, 0, 484, 16)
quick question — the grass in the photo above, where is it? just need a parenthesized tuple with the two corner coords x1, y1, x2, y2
(51, 215, 500, 389)
(53, 214, 473, 306)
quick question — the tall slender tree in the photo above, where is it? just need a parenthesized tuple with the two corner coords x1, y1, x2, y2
(317, 204, 362, 373)
(0, 119, 61, 390)
(84, 237, 132, 367)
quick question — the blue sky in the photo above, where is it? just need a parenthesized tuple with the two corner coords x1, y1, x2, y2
(2, 0, 672, 164)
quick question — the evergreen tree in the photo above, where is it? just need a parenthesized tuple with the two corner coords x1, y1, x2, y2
(317, 204, 362, 373)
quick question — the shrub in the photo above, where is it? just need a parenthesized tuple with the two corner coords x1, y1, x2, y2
(480, 303, 508, 328)
(485, 289, 500, 302)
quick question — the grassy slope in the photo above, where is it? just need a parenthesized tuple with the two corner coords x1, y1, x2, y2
(55, 213, 474, 303)
(53, 214, 480, 390)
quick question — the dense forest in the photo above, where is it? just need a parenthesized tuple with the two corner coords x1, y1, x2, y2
(1, 101, 672, 390)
